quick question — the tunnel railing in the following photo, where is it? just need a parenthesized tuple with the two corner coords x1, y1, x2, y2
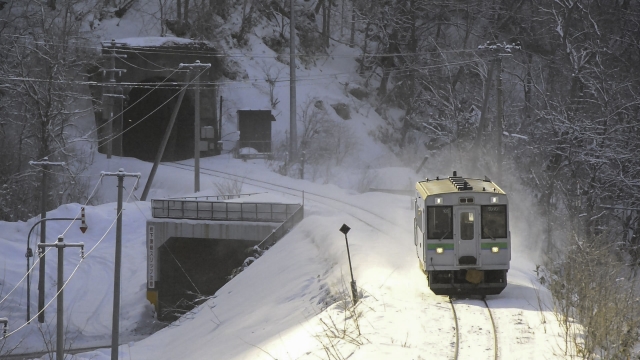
(255, 205, 304, 250)
(151, 199, 301, 222)
(166, 193, 264, 201)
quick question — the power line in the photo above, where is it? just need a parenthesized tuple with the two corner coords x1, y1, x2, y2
(0, 247, 53, 306)
(0, 172, 102, 322)
(0, 58, 484, 89)
(97, 67, 208, 151)
(0, 33, 482, 58)
(4, 178, 139, 339)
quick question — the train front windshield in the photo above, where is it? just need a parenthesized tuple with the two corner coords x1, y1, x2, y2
(481, 205, 507, 239)
(427, 206, 453, 239)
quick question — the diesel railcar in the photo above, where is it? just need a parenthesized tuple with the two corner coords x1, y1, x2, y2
(414, 171, 510, 296)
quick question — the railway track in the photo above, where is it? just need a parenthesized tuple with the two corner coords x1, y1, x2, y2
(449, 298, 498, 360)
(165, 161, 501, 360)
(162, 162, 402, 235)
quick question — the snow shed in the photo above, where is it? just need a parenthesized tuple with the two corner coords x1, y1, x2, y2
(146, 197, 304, 321)
(235, 110, 276, 158)
(88, 38, 222, 161)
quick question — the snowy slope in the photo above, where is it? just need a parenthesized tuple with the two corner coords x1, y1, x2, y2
(0, 2, 569, 359)
(1, 154, 566, 359)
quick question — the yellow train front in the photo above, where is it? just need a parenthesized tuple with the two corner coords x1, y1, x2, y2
(414, 172, 510, 296)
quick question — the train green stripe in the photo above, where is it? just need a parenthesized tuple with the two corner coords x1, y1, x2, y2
(426, 243, 455, 250)
(425, 243, 508, 250)
(480, 242, 508, 250)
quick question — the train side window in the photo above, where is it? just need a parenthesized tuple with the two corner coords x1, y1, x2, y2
(427, 206, 453, 239)
(415, 206, 424, 231)
(481, 205, 507, 239)
(460, 212, 475, 240)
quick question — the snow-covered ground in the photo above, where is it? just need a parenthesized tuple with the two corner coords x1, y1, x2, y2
(0, 1, 570, 358)
(1, 153, 566, 360)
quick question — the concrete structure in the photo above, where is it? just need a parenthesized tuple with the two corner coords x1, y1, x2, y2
(88, 37, 222, 161)
(146, 197, 303, 320)
(236, 110, 276, 157)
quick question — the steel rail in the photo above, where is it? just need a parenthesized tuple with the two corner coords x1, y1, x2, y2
(449, 298, 460, 360)
(449, 298, 498, 360)
(483, 298, 499, 360)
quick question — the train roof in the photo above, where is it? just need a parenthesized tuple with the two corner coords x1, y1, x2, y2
(416, 174, 506, 198)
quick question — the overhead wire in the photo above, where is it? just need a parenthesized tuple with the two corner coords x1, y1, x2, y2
(0, 247, 54, 307)
(1, 34, 483, 58)
(0, 57, 485, 90)
(0, 171, 104, 308)
(95, 66, 208, 150)
(2, 33, 496, 169)
(4, 176, 139, 338)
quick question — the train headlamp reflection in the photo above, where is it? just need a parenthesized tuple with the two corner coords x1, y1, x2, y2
(436, 247, 444, 254)
(491, 246, 500, 253)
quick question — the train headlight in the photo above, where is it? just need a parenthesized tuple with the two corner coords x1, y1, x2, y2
(491, 196, 499, 203)
(436, 247, 444, 254)
(491, 246, 500, 253)
(435, 197, 443, 204)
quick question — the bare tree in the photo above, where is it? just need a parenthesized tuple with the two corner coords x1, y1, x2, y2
(0, 0, 98, 221)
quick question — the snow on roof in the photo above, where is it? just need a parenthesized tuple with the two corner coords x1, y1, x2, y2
(114, 36, 197, 47)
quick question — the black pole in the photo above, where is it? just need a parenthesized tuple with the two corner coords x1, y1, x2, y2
(219, 95, 223, 151)
(140, 71, 190, 201)
(339, 224, 357, 304)
(111, 171, 124, 360)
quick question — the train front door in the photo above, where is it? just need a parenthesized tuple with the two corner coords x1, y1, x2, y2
(455, 207, 479, 266)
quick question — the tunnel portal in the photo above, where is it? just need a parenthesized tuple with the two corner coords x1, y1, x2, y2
(123, 78, 194, 162)
(146, 198, 305, 322)
(88, 38, 221, 160)
(158, 237, 259, 321)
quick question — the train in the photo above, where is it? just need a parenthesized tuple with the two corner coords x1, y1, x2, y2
(414, 171, 510, 296)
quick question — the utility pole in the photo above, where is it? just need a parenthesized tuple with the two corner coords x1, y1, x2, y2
(474, 41, 519, 173)
(290, 0, 298, 162)
(179, 61, 211, 194)
(219, 95, 223, 153)
(102, 39, 126, 158)
(496, 54, 504, 177)
(26, 217, 83, 322)
(141, 69, 192, 201)
(38, 235, 84, 360)
(101, 169, 140, 360)
(29, 158, 65, 323)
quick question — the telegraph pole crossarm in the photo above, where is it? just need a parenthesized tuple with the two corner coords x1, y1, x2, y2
(101, 169, 140, 360)
(38, 235, 84, 360)
(29, 158, 66, 324)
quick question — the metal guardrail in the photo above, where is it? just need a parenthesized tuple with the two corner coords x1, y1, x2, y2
(151, 199, 301, 222)
(166, 193, 264, 201)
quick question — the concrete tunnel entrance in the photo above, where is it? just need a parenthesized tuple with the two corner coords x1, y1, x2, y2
(158, 237, 259, 321)
(123, 77, 194, 162)
(147, 199, 304, 322)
